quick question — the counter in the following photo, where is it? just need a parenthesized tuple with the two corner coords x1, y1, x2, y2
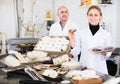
(0, 50, 119, 84)
(0, 68, 113, 84)
(0, 70, 55, 84)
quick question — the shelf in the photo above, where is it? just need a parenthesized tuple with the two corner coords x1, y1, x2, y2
(98, 4, 112, 7)
(79, 4, 112, 7)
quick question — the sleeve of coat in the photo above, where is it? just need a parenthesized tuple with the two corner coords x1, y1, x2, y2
(71, 30, 81, 61)
(48, 25, 54, 36)
(104, 31, 114, 59)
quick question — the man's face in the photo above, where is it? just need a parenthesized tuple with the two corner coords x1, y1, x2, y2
(57, 7, 69, 22)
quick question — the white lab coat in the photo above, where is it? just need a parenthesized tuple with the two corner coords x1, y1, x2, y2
(49, 20, 79, 61)
(71, 26, 112, 74)
(49, 20, 79, 36)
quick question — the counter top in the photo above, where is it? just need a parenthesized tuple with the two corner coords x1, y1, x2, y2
(0, 54, 117, 84)
(0, 68, 113, 84)
(0, 70, 55, 84)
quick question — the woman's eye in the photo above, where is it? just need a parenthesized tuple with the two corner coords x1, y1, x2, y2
(88, 14, 98, 17)
(94, 14, 98, 17)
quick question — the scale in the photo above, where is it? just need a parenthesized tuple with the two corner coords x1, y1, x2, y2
(111, 48, 120, 77)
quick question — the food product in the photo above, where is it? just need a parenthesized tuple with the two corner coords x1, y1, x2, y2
(65, 70, 82, 78)
(27, 51, 48, 59)
(15, 52, 27, 63)
(57, 68, 68, 74)
(3, 55, 21, 67)
(42, 69, 58, 78)
(34, 36, 70, 52)
(71, 70, 102, 84)
(62, 61, 80, 70)
(52, 54, 69, 65)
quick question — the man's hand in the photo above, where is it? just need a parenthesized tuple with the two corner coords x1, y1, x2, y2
(68, 52, 73, 58)
(68, 29, 76, 48)
(68, 29, 76, 39)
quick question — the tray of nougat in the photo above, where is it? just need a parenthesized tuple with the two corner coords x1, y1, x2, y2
(34, 36, 70, 54)
(33, 64, 68, 81)
(65, 70, 103, 84)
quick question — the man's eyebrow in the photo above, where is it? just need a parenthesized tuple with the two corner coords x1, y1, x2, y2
(60, 11, 68, 12)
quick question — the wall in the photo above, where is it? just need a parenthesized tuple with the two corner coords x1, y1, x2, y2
(116, 0, 120, 47)
(0, 0, 17, 38)
(19, 0, 53, 38)
(33, 0, 54, 37)
(0, 0, 119, 47)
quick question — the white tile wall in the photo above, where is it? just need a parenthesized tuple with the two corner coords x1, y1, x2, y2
(116, 0, 120, 47)
(0, 0, 16, 38)
(0, 0, 120, 47)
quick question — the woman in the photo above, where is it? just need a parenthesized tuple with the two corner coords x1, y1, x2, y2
(71, 5, 113, 74)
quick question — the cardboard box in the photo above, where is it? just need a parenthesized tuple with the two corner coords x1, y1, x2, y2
(71, 77, 102, 84)
(34, 36, 70, 56)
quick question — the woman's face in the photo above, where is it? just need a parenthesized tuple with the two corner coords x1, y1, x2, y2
(87, 8, 102, 26)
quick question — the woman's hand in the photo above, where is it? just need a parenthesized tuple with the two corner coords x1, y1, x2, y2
(92, 47, 114, 56)
(100, 50, 107, 55)
(101, 49, 114, 56)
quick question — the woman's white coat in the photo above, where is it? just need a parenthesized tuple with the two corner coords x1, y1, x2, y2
(71, 27, 112, 74)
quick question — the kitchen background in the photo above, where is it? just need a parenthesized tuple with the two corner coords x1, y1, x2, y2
(0, 0, 120, 47)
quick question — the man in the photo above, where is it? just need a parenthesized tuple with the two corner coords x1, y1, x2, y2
(49, 6, 79, 61)
(49, 5, 79, 49)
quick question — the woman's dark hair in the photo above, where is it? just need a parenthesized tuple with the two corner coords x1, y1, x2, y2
(87, 5, 102, 16)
